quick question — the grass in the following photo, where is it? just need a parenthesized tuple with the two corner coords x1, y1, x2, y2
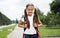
(39, 27, 60, 37)
(0, 25, 15, 38)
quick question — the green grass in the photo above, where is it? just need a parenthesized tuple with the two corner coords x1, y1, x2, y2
(0, 25, 15, 38)
(39, 27, 60, 37)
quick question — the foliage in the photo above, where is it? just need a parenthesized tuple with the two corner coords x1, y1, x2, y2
(45, 0, 60, 27)
(0, 12, 11, 26)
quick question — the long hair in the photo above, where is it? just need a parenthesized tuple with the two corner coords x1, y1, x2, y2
(24, 4, 39, 29)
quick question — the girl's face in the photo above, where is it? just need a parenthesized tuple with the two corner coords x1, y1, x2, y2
(26, 6, 35, 16)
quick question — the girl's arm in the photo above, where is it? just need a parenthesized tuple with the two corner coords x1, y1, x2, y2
(38, 16, 42, 27)
(38, 19, 42, 27)
(33, 17, 42, 27)
(33, 20, 42, 27)
(18, 20, 27, 28)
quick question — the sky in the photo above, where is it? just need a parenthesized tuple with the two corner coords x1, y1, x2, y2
(0, 0, 53, 20)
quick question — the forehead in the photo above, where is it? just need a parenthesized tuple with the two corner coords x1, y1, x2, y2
(27, 6, 34, 9)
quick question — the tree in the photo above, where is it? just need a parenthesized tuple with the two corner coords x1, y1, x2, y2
(0, 12, 11, 26)
(16, 19, 18, 23)
(46, 0, 60, 27)
(50, 0, 60, 14)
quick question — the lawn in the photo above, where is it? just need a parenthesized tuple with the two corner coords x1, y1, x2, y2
(0, 25, 15, 38)
(39, 27, 60, 38)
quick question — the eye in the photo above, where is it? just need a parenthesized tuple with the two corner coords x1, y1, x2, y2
(28, 9, 30, 11)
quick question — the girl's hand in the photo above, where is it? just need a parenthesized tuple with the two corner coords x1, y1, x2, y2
(33, 23, 38, 27)
(24, 24, 28, 28)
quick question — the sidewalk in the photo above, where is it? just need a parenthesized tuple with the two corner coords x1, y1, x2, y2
(7, 24, 24, 38)
(0, 24, 16, 28)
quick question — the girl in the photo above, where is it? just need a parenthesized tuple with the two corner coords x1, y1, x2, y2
(18, 3, 42, 38)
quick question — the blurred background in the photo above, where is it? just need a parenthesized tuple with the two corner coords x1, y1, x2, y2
(0, 0, 60, 38)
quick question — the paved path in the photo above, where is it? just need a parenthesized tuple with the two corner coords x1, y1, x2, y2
(7, 24, 24, 38)
(0, 24, 16, 28)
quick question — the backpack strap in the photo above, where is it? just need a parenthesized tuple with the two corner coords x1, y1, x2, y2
(34, 27, 40, 38)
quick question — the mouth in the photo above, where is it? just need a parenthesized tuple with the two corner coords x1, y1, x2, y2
(29, 12, 32, 13)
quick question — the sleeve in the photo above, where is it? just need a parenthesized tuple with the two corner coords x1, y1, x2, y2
(18, 17, 24, 27)
(18, 16, 24, 25)
(20, 16, 24, 22)
(19, 16, 27, 24)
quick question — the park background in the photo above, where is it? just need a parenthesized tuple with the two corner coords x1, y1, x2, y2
(0, 0, 60, 38)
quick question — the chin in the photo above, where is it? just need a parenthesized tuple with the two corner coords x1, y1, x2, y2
(28, 13, 32, 16)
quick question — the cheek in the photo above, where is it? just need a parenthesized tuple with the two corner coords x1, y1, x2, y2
(26, 10, 28, 14)
(32, 10, 34, 13)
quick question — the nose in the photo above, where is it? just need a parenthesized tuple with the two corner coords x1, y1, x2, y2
(29, 10, 32, 13)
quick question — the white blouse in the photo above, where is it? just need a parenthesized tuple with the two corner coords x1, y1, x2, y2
(20, 14, 36, 35)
